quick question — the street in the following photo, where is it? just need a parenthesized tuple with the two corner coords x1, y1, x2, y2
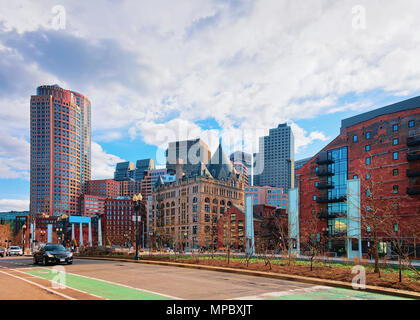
(0, 256, 411, 300)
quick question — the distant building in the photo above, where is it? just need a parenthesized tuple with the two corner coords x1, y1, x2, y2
(103, 197, 139, 247)
(120, 180, 142, 198)
(230, 151, 252, 186)
(79, 194, 105, 217)
(166, 139, 211, 178)
(84, 179, 121, 198)
(254, 123, 295, 191)
(245, 186, 288, 209)
(134, 159, 155, 181)
(114, 162, 135, 181)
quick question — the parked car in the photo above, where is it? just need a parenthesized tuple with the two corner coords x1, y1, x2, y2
(7, 246, 23, 256)
(0, 248, 4, 257)
(33, 244, 73, 265)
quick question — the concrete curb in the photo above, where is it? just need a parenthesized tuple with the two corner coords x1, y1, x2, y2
(76, 256, 420, 300)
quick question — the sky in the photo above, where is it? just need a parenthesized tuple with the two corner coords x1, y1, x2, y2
(1, 0, 420, 211)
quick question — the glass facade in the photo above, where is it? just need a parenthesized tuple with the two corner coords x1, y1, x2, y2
(326, 146, 348, 234)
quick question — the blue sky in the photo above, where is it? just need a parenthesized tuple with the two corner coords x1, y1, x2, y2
(1, 0, 420, 211)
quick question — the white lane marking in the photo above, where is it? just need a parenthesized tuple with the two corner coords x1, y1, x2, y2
(232, 285, 332, 300)
(65, 271, 182, 300)
(0, 269, 75, 300)
(11, 268, 106, 300)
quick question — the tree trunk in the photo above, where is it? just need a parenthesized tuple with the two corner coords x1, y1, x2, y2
(398, 255, 402, 283)
(373, 240, 381, 276)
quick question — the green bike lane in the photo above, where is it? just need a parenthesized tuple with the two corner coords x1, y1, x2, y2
(24, 268, 411, 300)
(24, 269, 179, 300)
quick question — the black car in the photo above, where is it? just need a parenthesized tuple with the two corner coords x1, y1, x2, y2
(33, 244, 73, 265)
(0, 248, 3, 258)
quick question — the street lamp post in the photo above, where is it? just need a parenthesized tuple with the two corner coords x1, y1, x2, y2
(133, 193, 143, 261)
(22, 224, 27, 255)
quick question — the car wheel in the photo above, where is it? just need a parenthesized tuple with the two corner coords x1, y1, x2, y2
(43, 257, 48, 266)
(33, 257, 38, 265)
(67, 261, 73, 265)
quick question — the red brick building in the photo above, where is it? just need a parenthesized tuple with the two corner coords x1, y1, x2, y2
(297, 96, 420, 257)
(84, 179, 121, 198)
(216, 204, 287, 251)
(79, 194, 106, 217)
(103, 197, 145, 247)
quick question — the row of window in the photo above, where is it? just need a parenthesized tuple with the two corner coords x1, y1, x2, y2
(353, 120, 416, 143)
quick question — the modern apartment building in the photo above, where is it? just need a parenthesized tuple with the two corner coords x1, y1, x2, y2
(254, 123, 295, 191)
(295, 96, 420, 257)
(30, 85, 91, 217)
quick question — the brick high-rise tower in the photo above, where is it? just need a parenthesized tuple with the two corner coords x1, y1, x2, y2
(30, 85, 91, 217)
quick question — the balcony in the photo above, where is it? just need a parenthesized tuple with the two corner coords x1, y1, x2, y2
(407, 153, 420, 161)
(407, 170, 420, 177)
(316, 183, 334, 190)
(316, 151, 334, 165)
(316, 169, 334, 177)
(407, 188, 420, 196)
(407, 135, 420, 147)
(316, 196, 347, 204)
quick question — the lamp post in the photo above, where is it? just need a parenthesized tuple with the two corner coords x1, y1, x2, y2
(133, 193, 143, 261)
(22, 224, 27, 255)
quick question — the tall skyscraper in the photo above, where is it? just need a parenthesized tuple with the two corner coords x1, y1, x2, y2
(165, 138, 211, 177)
(254, 123, 295, 191)
(30, 85, 91, 217)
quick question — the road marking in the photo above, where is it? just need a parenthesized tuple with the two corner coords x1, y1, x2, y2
(233, 285, 331, 300)
(65, 271, 182, 300)
(11, 268, 105, 300)
(233, 285, 411, 300)
(24, 269, 181, 300)
(0, 269, 75, 300)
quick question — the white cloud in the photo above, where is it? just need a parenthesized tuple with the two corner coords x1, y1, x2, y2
(1, 0, 420, 167)
(0, 132, 30, 180)
(0, 199, 29, 212)
(290, 123, 330, 154)
(91, 141, 125, 180)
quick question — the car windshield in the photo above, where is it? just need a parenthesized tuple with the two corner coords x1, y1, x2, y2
(10, 246, 20, 250)
(44, 245, 66, 252)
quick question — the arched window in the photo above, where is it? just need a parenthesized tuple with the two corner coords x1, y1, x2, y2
(171, 201, 175, 206)
(193, 197, 198, 203)
(205, 197, 210, 203)
(212, 199, 218, 204)
(220, 200, 225, 206)
(227, 201, 232, 207)
(166, 202, 170, 207)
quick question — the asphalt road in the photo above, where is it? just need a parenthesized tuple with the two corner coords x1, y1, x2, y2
(0, 256, 410, 300)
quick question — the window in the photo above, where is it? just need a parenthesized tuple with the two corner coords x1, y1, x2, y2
(393, 169, 399, 176)
(408, 120, 415, 128)
(366, 173, 371, 180)
(393, 185, 399, 194)
(365, 145, 371, 151)
(353, 135, 358, 142)
(393, 152, 399, 160)
(393, 138, 399, 145)
(366, 131, 371, 139)
(366, 157, 371, 165)
(393, 124, 399, 132)
(313, 195, 317, 201)
(353, 175, 358, 179)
